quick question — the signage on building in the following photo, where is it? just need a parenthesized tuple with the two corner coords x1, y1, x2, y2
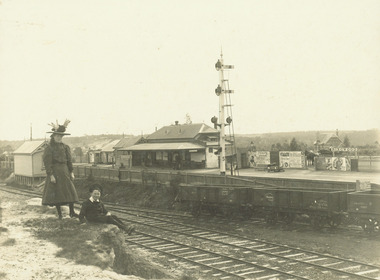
(248, 151, 270, 167)
(326, 157, 351, 171)
(330, 147, 357, 152)
(279, 151, 305, 168)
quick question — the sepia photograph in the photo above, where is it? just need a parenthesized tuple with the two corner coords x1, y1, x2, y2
(0, 0, 379, 279)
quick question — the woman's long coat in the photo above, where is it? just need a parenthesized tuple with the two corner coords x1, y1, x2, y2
(41, 141, 79, 206)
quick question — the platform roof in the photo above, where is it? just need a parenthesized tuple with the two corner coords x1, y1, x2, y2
(119, 142, 205, 151)
(146, 123, 218, 141)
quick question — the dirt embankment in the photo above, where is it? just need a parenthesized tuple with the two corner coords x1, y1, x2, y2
(0, 189, 189, 280)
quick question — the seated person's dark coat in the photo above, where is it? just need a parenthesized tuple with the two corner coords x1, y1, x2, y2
(78, 184, 134, 234)
(79, 198, 110, 223)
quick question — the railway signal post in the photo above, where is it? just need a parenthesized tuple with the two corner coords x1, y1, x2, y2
(214, 53, 234, 175)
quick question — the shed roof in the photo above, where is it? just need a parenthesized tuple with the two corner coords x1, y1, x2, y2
(13, 140, 47, 155)
(120, 142, 205, 151)
(146, 123, 218, 140)
(101, 140, 120, 152)
(114, 136, 142, 149)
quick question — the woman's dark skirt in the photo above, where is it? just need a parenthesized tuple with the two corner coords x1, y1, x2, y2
(42, 163, 79, 206)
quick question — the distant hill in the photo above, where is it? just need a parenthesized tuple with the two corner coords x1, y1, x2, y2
(235, 129, 380, 150)
(1, 130, 379, 153)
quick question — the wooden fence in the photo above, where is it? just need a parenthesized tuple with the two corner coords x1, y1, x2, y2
(71, 165, 380, 191)
(73, 165, 259, 187)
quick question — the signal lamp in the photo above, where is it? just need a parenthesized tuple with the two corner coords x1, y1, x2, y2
(215, 60, 222, 70)
(215, 85, 222, 96)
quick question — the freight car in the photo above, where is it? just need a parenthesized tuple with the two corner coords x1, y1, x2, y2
(252, 187, 348, 228)
(348, 190, 380, 233)
(177, 184, 380, 233)
(178, 184, 266, 218)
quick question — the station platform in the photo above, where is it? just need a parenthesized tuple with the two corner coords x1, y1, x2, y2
(196, 167, 380, 185)
(74, 163, 380, 184)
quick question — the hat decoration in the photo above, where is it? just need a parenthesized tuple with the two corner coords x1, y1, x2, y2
(47, 119, 71, 135)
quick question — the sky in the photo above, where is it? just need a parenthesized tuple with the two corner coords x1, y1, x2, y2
(0, 0, 379, 140)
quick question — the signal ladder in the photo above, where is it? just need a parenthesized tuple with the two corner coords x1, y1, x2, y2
(214, 53, 239, 176)
(223, 76, 239, 176)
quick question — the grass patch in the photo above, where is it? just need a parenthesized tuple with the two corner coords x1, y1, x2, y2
(74, 179, 179, 210)
(24, 217, 114, 269)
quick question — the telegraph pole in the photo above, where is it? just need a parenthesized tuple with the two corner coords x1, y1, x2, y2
(214, 52, 234, 175)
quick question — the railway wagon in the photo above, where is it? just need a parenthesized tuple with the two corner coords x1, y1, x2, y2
(348, 190, 380, 232)
(254, 188, 348, 227)
(178, 184, 255, 217)
(178, 184, 380, 232)
(179, 184, 350, 228)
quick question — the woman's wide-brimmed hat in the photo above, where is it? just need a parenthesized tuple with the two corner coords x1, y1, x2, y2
(47, 119, 71, 135)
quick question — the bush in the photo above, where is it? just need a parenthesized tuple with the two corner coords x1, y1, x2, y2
(0, 168, 12, 180)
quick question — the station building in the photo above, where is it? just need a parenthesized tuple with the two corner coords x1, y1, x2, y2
(313, 131, 359, 171)
(314, 131, 343, 153)
(118, 122, 220, 169)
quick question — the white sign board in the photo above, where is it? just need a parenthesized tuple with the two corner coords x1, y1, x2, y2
(248, 151, 270, 167)
(279, 151, 305, 169)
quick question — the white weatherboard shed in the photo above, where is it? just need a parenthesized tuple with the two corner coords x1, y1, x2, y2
(13, 140, 48, 186)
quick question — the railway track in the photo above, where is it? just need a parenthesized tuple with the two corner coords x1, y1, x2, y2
(1, 185, 380, 280)
(126, 231, 304, 280)
(0, 184, 367, 233)
(110, 209, 380, 280)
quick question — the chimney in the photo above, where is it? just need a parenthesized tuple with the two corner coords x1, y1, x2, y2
(336, 129, 339, 136)
(175, 121, 179, 125)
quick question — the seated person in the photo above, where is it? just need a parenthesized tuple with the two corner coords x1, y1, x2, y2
(79, 184, 135, 235)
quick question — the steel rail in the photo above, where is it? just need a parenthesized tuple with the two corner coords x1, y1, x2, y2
(108, 206, 380, 280)
(126, 231, 307, 280)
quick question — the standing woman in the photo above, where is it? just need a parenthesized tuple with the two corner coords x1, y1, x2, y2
(42, 120, 79, 219)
